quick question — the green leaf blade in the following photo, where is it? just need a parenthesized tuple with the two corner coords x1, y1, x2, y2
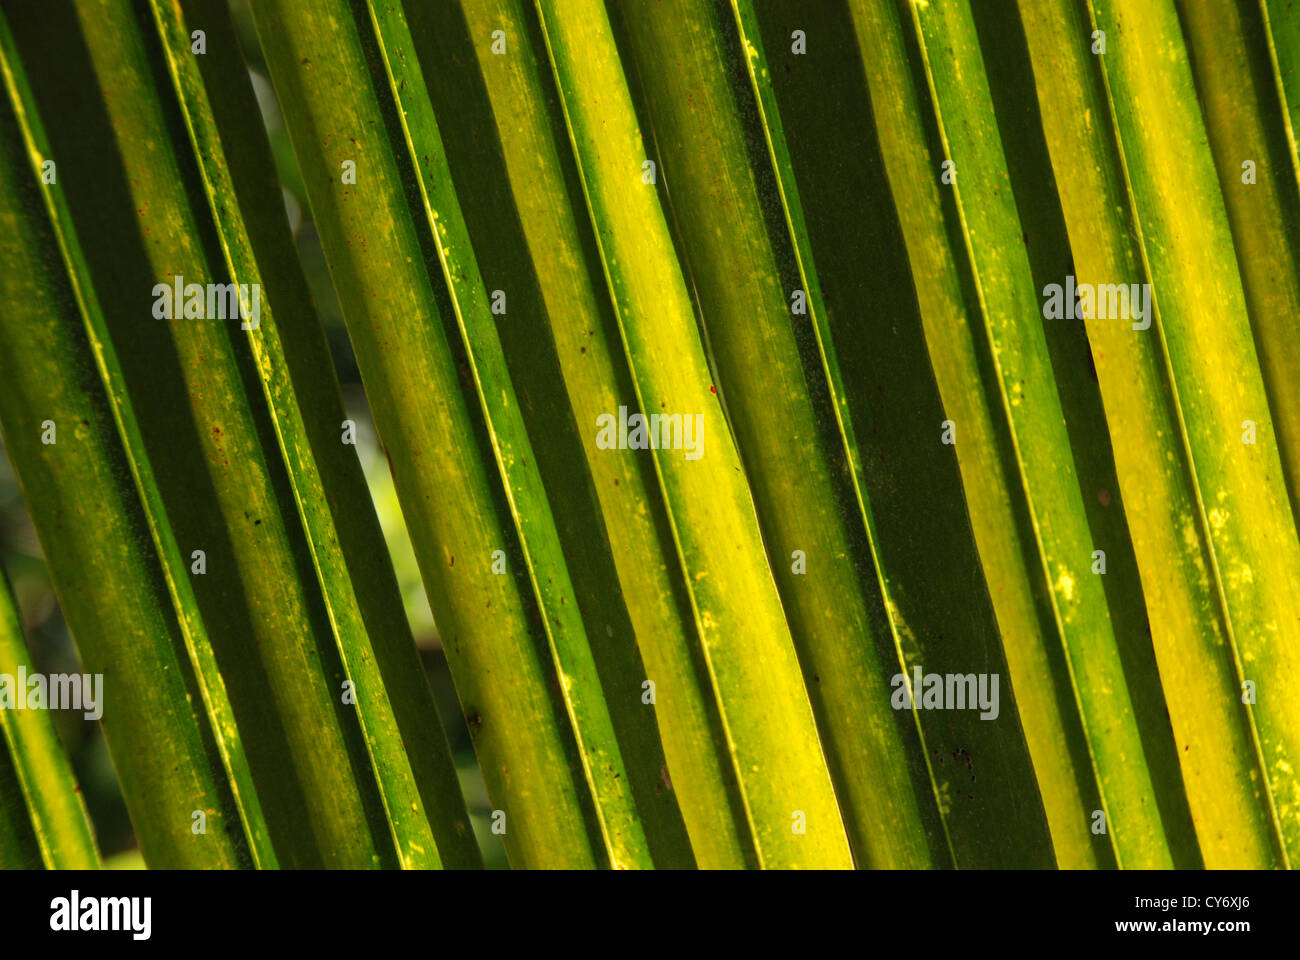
(364, 0, 658, 869)
(8, 0, 403, 869)
(1090, 0, 1300, 863)
(737, 0, 1060, 869)
(409, 0, 735, 867)
(1016, 0, 1286, 870)
(0, 568, 100, 869)
(616, 0, 943, 868)
(909, 0, 1172, 869)
(0, 37, 251, 867)
(251, 0, 608, 869)
(150, 0, 479, 870)
(0, 6, 277, 868)
(536, 0, 853, 868)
